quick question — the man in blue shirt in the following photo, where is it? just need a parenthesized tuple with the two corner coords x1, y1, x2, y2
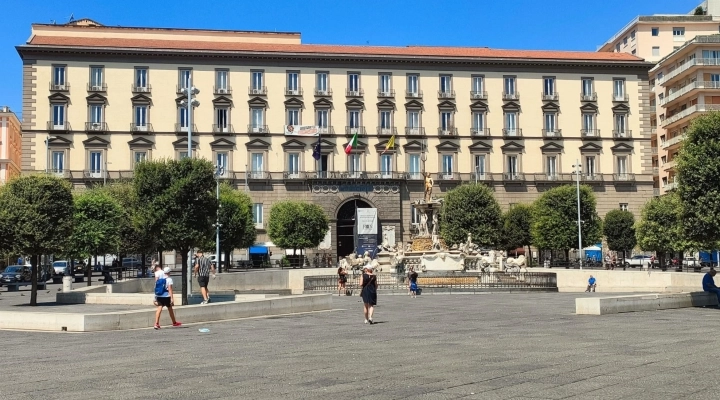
(586, 275, 597, 292)
(702, 269, 720, 303)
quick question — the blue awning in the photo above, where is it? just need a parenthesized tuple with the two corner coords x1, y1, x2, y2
(249, 246, 269, 254)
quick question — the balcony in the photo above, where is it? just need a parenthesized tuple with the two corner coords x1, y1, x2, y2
(130, 123, 153, 133)
(661, 81, 720, 106)
(317, 126, 335, 134)
(470, 91, 488, 100)
(581, 92, 597, 101)
(283, 171, 304, 180)
(435, 172, 459, 181)
(658, 57, 720, 85)
(212, 124, 234, 134)
(502, 92, 520, 100)
(469, 172, 492, 183)
(581, 174, 604, 183)
(377, 127, 397, 136)
(176, 85, 190, 94)
(377, 89, 395, 98)
(581, 129, 600, 138)
(49, 82, 70, 92)
(542, 129, 562, 138)
(660, 134, 685, 149)
(285, 87, 303, 96)
(84, 122, 108, 133)
(664, 181, 678, 191)
(534, 173, 573, 182)
(405, 90, 423, 99)
(248, 86, 268, 96)
(612, 93, 629, 102)
(214, 86, 232, 95)
(662, 104, 720, 128)
(246, 171, 271, 180)
(345, 126, 366, 136)
(87, 83, 107, 92)
(438, 127, 458, 136)
(438, 90, 455, 99)
(503, 173, 525, 182)
(405, 127, 426, 136)
(46, 121, 71, 132)
(82, 169, 105, 180)
(502, 128, 522, 137)
(613, 130, 632, 139)
(663, 160, 677, 171)
(346, 89, 364, 97)
(541, 92, 559, 101)
(247, 124, 269, 135)
(471, 128, 490, 137)
(613, 173, 636, 183)
(314, 88, 333, 97)
(131, 83, 151, 93)
(175, 123, 198, 133)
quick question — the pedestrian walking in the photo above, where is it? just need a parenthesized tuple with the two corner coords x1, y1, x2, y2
(154, 267, 181, 329)
(409, 268, 419, 298)
(193, 251, 215, 304)
(337, 266, 348, 296)
(406, 266, 415, 295)
(361, 266, 378, 324)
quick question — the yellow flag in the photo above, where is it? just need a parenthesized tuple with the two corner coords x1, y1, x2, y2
(382, 135, 395, 155)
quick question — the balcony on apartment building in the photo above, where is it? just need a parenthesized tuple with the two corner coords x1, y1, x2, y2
(214, 86, 232, 95)
(658, 57, 720, 87)
(663, 160, 677, 171)
(314, 88, 333, 97)
(663, 181, 678, 191)
(470, 90, 488, 100)
(247, 124, 269, 134)
(502, 128, 522, 137)
(49, 82, 70, 92)
(661, 81, 720, 106)
(502, 92, 520, 101)
(612, 93, 629, 102)
(212, 124, 234, 134)
(405, 127, 426, 136)
(581, 92, 597, 102)
(662, 104, 720, 128)
(345, 126, 366, 136)
(471, 128, 490, 137)
(405, 90, 423, 99)
(249, 86, 268, 96)
(542, 129, 562, 138)
(131, 83, 152, 93)
(581, 129, 600, 138)
(438, 90, 455, 99)
(541, 92, 559, 101)
(46, 121, 71, 132)
(660, 134, 685, 149)
(284, 87, 303, 96)
(581, 174, 604, 184)
(377, 126, 397, 136)
(175, 123, 198, 133)
(612, 130, 632, 139)
(84, 122, 108, 133)
(346, 89, 364, 97)
(533, 173, 573, 182)
(438, 127, 458, 136)
(86, 83, 107, 92)
(377, 89, 395, 98)
(613, 173, 635, 183)
(130, 122, 153, 133)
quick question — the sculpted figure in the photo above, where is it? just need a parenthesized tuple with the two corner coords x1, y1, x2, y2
(423, 172, 434, 202)
(431, 212, 439, 236)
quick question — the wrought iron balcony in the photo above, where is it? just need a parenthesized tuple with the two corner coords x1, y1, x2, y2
(248, 86, 268, 95)
(87, 83, 107, 92)
(377, 89, 395, 98)
(542, 129, 562, 138)
(176, 85, 190, 94)
(285, 87, 303, 96)
(581, 92, 597, 101)
(471, 128, 490, 137)
(405, 90, 423, 99)
(314, 88, 333, 96)
(317, 126, 335, 134)
(470, 172, 492, 182)
(46, 121, 71, 132)
(405, 127, 425, 136)
(438, 90, 455, 99)
(246, 171, 271, 180)
(470, 91, 487, 100)
(581, 129, 600, 138)
(49, 82, 69, 91)
(130, 123, 153, 133)
(436, 172, 459, 181)
(247, 124, 269, 134)
(438, 127, 458, 136)
(212, 124, 234, 134)
(503, 173, 525, 182)
(541, 92, 559, 101)
(612, 93, 629, 102)
(346, 89, 364, 97)
(131, 83, 151, 93)
(377, 127, 397, 136)
(613, 173, 636, 183)
(502, 92, 520, 100)
(175, 123, 198, 133)
(613, 130, 632, 139)
(214, 86, 232, 95)
(502, 128, 522, 137)
(85, 122, 108, 132)
(345, 126, 366, 136)
(581, 174, 604, 183)
(534, 173, 573, 182)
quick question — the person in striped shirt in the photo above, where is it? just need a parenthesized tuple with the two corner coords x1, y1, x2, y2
(193, 251, 215, 304)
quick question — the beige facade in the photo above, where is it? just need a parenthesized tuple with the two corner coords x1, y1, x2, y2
(17, 20, 654, 259)
(0, 106, 22, 183)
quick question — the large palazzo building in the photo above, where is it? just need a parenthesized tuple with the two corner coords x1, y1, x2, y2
(16, 19, 654, 259)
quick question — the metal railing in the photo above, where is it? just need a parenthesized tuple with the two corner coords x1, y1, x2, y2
(502, 128, 522, 137)
(85, 122, 108, 132)
(659, 58, 720, 85)
(377, 127, 397, 136)
(534, 173, 573, 182)
(314, 88, 333, 96)
(284, 88, 303, 96)
(212, 124, 234, 134)
(581, 93, 597, 101)
(662, 81, 720, 105)
(130, 123, 153, 133)
(405, 90, 423, 98)
(613, 130, 632, 138)
(581, 129, 600, 137)
(405, 127, 425, 135)
(46, 121, 71, 131)
(541, 92, 559, 101)
(345, 126, 366, 135)
(542, 129, 562, 138)
(470, 91, 488, 100)
(613, 93, 629, 102)
(377, 89, 395, 98)
(87, 83, 107, 92)
(662, 105, 720, 127)
(317, 126, 335, 134)
(175, 123, 198, 133)
(502, 92, 520, 100)
(438, 127, 458, 136)
(248, 86, 268, 95)
(346, 89, 364, 97)
(503, 173, 525, 182)
(664, 181, 678, 191)
(613, 173, 636, 182)
(581, 174, 603, 183)
(471, 128, 490, 137)
(49, 82, 70, 91)
(214, 86, 232, 95)
(247, 124, 269, 134)
(438, 90, 455, 99)
(131, 84, 151, 93)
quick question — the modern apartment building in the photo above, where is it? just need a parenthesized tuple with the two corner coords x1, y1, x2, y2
(16, 19, 654, 258)
(0, 106, 22, 183)
(599, 0, 720, 62)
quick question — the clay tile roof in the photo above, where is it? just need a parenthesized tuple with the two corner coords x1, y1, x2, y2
(27, 36, 644, 63)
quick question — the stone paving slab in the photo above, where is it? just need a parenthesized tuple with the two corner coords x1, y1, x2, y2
(1, 293, 719, 399)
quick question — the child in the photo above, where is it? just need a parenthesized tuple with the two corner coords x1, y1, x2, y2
(154, 267, 181, 330)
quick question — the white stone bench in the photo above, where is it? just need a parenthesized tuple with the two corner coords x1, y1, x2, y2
(576, 292, 719, 315)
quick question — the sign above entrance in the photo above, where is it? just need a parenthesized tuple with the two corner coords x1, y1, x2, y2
(311, 184, 400, 194)
(284, 125, 319, 136)
(357, 208, 378, 235)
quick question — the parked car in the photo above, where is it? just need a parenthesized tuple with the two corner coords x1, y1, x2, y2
(121, 257, 142, 270)
(624, 255, 653, 268)
(683, 257, 701, 268)
(0, 265, 32, 284)
(52, 261, 69, 277)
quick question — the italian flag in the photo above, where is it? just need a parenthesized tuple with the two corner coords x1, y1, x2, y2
(345, 131, 358, 155)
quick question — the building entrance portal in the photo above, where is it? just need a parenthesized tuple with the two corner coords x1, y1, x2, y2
(336, 199, 372, 259)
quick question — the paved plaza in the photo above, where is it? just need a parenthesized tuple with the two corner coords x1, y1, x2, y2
(1, 291, 717, 399)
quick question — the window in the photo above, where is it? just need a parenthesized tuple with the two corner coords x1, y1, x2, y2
(53, 65, 66, 87)
(617, 155, 628, 177)
(407, 111, 420, 133)
(582, 78, 594, 97)
(251, 153, 264, 178)
(133, 151, 147, 166)
(702, 49, 720, 59)
(251, 108, 264, 132)
(135, 68, 148, 91)
(673, 27, 685, 39)
(543, 77, 555, 96)
(317, 154, 329, 177)
(504, 112, 517, 135)
(439, 75, 452, 94)
(316, 110, 329, 132)
(407, 74, 419, 95)
(348, 73, 360, 94)
(287, 71, 299, 94)
(215, 107, 229, 132)
(348, 154, 361, 177)
(287, 153, 300, 177)
(52, 151, 64, 173)
(619, 203, 629, 211)
(474, 154, 486, 178)
(471, 75, 484, 95)
(652, 47, 660, 57)
(134, 106, 148, 130)
(615, 114, 627, 136)
(90, 66, 103, 89)
(252, 203, 264, 227)
(379, 74, 392, 95)
(380, 111, 392, 131)
(630, 30, 636, 40)
(316, 72, 329, 93)
(409, 154, 421, 179)
(52, 104, 65, 129)
(582, 113, 595, 133)
(622, 37, 627, 46)
(179, 69, 192, 90)
(348, 110, 361, 129)
(442, 154, 454, 178)
(251, 71, 264, 92)
(90, 104, 103, 124)
(380, 154, 392, 178)
(411, 207, 420, 225)
(585, 156, 596, 177)
(652, 27, 659, 36)
(504, 76, 516, 95)
(613, 79, 626, 100)
(507, 155, 518, 177)
(287, 108, 300, 125)
(216, 152, 228, 175)
(178, 107, 189, 131)
(178, 151, 189, 160)
(546, 156, 557, 178)
(89, 151, 102, 177)
(440, 111, 453, 132)
(544, 113, 557, 135)
(472, 112, 485, 134)
(216, 70, 229, 93)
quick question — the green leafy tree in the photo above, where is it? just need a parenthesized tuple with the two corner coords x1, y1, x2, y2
(0, 176, 74, 305)
(501, 203, 534, 260)
(531, 185, 601, 259)
(217, 183, 256, 271)
(134, 158, 217, 304)
(603, 209, 636, 262)
(636, 193, 683, 267)
(105, 182, 156, 272)
(694, 6, 705, 15)
(676, 111, 720, 250)
(268, 201, 329, 261)
(439, 184, 502, 247)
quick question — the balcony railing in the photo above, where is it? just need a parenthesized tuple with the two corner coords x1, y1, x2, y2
(314, 88, 333, 96)
(85, 122, 108, 132)
(613, 130, 632, 138)
(438, 90, 455, 99)
(541, 92, 559, 101)
(49, 82, 70, 91)
(47, 121, 71, 131)
(542, 129, 562, 138)
(130, 123, 153, 133)
(246, 171, 271, 180)
(612, 93, 629, 102)
(533, 173, 574, 182)
(285, 87, 303, 96)
(658, 58, 720, 85)
(248, 86, 268, 95)
(377, 127, 397, 136)
(317, 126, 335, 135)
(581, 129, 600, 138)
(212, 124, 234, 134)
(283, 171, 303, 180)
(214, 86, 232, 95)
(581, 92, 597, 101)
(345, 126, 366, 136)
(663, 160, 677, 171)
(502, 92, 520, 100)
(661, 134, 685, 149)
(405, 127, 425, 135)
(581, 174, 604, 183)
(470, 172, 492, 182)
(247, 124, 269, 134)
(377, 89, 395, 98)
(87, 83, 107, 92)
(662, 81, 720, 105)
(175, 123, 198, 133)
(131, 84, 151, 93)
(664, 182, 678, 191)
(470, 91, 488, 100)
(176, 85, 190, 94)
(662, 104, 720, 127)
(471, 128, 490, 137)
(436, 172, 459, 181)
(405, 90, 423, 99)
(613, 173, 636, 182)
(346, 89, 364, 97)
(503, 173, 525, 182)
(502, 128, 522, 137)
(438, 127, 458, 136)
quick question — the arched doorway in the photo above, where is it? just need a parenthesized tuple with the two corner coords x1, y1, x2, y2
(336, 199, 373, 259)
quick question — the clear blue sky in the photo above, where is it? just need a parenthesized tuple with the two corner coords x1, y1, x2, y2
(0, 0, 700, 117)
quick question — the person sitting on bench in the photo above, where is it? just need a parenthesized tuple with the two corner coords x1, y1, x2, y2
(585, 275, 597, 292)
(702, 269, 720, 304)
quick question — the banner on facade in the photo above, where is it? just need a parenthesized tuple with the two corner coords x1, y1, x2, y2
(356, 208, 378, 235)
(318, 227, 332, 250)
(284, 125, 319, 136)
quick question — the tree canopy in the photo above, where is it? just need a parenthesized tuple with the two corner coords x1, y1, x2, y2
(636, 193, 683, 254)
(217, 183, 256, 268)
(501, 203, 533, 252)
(268, 201, 329, 253)
(603, 209, 636, 254)
(439, 183, 503, 247)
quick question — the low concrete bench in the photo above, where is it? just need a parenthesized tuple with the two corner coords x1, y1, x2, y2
(4, 282, 47, 292)
(576, 291, 718, 315)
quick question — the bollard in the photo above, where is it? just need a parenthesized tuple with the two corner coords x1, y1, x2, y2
(62, 276, 73, 293)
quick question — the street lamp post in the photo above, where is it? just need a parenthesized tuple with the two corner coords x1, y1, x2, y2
(214, 164, 224, 272)
(180, 75, 200, 158)
(573, 159, 583, 270)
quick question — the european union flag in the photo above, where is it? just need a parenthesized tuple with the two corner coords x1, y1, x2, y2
(312, 135, 321, 160)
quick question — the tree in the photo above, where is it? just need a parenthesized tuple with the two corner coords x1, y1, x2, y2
(134, 158, 217, 304)
(0, 176, 74, 305)
(501, 203, 533, 259)
(69, 188, 123, 285)
(531, 185, 601, 259)
(105, 182, 156, 273)
(603, 209, 636, 262)
(676, 111, 720, 249)
(217, 183, 256, 272)
(439, 184, 502, 247)
(694, 6, 705, 15)
(268, 201, 329, 263)
(636, 193, 683, 267)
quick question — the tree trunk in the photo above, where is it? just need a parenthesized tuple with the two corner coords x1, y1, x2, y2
(30, 254, 38, 306)
(181, 248, 189, 305)
(141, 253, 146, 278)
(224, 250, 232, 273)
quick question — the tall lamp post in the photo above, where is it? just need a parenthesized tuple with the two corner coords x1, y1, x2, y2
(214, 164, 224, 272)
(180, 75, 200, 158)
(573, 159, 583, 270)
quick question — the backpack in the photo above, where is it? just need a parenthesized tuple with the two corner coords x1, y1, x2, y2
(154, 277, 167, 296)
